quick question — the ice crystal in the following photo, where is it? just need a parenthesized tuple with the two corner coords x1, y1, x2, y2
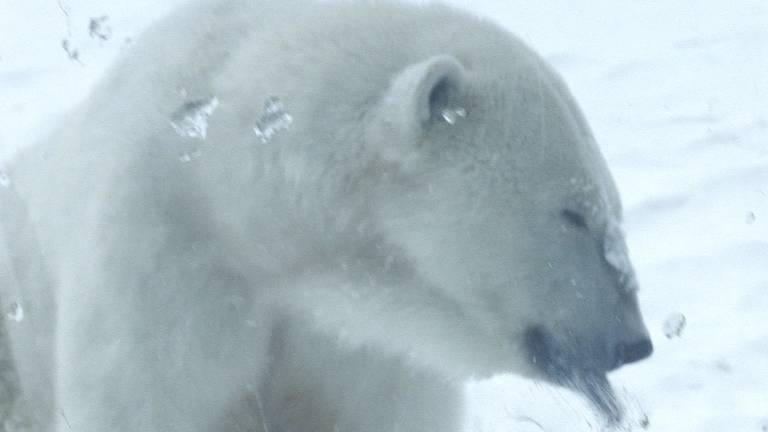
(0, 170, 9, 188)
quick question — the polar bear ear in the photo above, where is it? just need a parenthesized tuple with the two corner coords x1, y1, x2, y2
(369, 55, 466, 163)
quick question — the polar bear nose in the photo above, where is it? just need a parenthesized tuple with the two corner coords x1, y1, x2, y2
(613, 338, 653, 368)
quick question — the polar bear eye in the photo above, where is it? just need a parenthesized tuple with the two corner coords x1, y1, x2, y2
(561, 209, 588, 230)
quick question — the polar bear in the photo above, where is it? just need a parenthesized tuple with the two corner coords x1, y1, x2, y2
(1, 0, 652, 431)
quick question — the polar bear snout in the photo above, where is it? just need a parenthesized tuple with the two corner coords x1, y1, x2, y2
(524, 325, 653, 376)
(614, 337, 653, 367)
(523, 325, 637, 420)
(523, 322, 652, 419)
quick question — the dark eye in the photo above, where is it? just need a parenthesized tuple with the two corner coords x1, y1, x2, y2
(561, 209, 588, 230)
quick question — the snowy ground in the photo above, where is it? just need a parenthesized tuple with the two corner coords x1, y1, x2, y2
(1, 0, 766, 431)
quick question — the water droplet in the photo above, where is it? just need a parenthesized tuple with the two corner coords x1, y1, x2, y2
(0, 170, 10, 187)
(6, 302, 24, 322)
(663, 312, 686, 338)
(170, 96, 219, 140)
(745, 211, 756, 225)
(638, 414, 650, 429)
(440, 107, 467, 124)
(759, 418, 768, 432)
(253, 97, 293, 143)
(61, 38, 82, 64)
(178, 149, 203, 163)
(88, 15, 112, 41)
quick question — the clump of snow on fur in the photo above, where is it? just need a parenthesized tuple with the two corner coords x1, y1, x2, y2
(253, 97, 293, 143)
(603, 220, 636, 290)
(5, 302, 24, 323)
(440, 107, 466, 124)
(170, 96, 219, 140)
(178, 149, 203, 163)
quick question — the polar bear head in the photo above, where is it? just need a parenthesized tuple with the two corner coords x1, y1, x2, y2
(361, 49, 653, 418)
(210, 4, 652, 421)
(363, 43, 654, 412)
(292, 20, 654, 419)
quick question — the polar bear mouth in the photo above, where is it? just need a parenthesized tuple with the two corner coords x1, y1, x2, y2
(524, 326, 623, 422)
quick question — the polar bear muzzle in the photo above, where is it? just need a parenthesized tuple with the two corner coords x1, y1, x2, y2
(524, 325, 652, 422)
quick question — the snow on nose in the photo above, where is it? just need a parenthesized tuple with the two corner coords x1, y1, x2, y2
(603, 220, 637, 292)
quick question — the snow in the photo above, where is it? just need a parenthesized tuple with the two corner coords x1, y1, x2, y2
(170, 96, 220, 140)
(4, 302, 24, 323)
(253, 97, 294, 144)
(441, 107, 468, 125)
(603, 220, 637, 291)
(1, 0, 766, 430)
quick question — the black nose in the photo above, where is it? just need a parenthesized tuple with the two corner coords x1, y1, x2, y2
(615, 338, 653, 367)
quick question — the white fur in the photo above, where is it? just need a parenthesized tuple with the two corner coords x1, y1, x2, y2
(1, 0, 650, 431)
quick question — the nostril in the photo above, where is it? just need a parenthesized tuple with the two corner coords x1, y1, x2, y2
(616, 338, 653, 366)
